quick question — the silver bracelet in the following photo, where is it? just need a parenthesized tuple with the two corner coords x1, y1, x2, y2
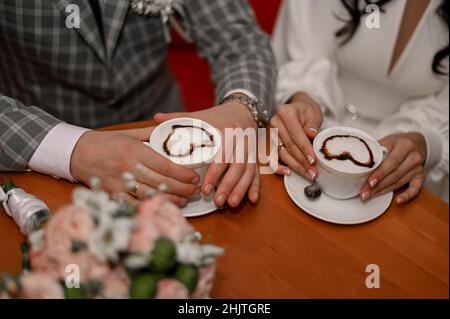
(222, 94, 269, 128)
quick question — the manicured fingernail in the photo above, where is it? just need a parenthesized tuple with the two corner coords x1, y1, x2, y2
(230, 195, 240, 206)
(308, 169, 316, 181)
(217, 194, 226, 206)
(308, 128, 318, 135)
(252, 191, 259, 201)
(194, 186, 201, 195)
(282, 168, 291, 176)
(178, 198, 187, 207)
(191, 176, 200, 184)
(307, 155, 315, 165)
(396, 197, 404, 205)
(204, 183, 214, 195)
(369, 179, 378, 188)
(361, 191, 370, 201)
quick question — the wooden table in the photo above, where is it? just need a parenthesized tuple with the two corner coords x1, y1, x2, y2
(0, 121, 448, 298)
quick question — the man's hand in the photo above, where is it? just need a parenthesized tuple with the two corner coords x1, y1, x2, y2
(270, 92, 323, 180)
(70, 128, 201, 206)
(154, 102, 260, 208)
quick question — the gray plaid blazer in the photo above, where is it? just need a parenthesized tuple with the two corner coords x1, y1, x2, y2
(0, 0, 276, 171)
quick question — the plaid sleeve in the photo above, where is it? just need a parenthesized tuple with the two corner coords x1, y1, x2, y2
(0, 94, 62, 171)
(184, 0, 277, 115)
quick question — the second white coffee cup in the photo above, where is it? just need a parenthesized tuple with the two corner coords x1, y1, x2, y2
(313, 126, 387, 200)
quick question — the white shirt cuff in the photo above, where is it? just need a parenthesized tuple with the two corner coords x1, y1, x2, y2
(28, 123, 90, 182)
(223, 89, 258, 101)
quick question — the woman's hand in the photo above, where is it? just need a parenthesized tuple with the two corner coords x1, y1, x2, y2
(270, 92, 323, 180)
(154, 102, 260, 208)
(360, 133, 427, 205)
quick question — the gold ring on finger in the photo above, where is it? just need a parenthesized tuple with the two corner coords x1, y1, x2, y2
(128, 182, 143, 196)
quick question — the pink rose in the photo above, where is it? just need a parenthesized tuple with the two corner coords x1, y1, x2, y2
(100, 266, 130, 299)
(138, 196, 194, 243)
(128, 203, 161, 253)
(137, 196, 164, 217)
(31, 250, 109, 282)
(20, 273, 64, 299)
(154, 202, 194, 242)
(29, 248, 59, 277)
(83, 253, 110, 280)
(192, 264, 216, 299)
(155, 279, 189, 299)
(45, 205, 95, 259)
(60, 251, 110, 282)
(30, 205, 108, 282)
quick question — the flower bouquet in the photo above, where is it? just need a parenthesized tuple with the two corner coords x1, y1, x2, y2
(0, 181, 223, 299)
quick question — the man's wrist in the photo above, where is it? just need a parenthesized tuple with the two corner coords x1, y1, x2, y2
(69, 130, 96, 183)
(221, 93, 269, 128)
(222, 100, 258, 129)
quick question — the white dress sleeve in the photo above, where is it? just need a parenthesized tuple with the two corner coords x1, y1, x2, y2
(374, 85, 449, 176)
(272, 0, 345, 116)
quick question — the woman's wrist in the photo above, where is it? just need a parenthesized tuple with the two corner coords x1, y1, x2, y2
(288, 91, 323, 115)
(409, 132, 428, 166)
(289, 91, 314, 104)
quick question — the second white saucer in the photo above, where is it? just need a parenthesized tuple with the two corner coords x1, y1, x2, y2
(284, 173, 393, 225)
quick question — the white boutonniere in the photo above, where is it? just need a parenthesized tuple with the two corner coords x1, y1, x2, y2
(131, 0, 193, 43)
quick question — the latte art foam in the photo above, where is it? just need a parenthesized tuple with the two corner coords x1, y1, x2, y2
(320, 135, 375, 168)
(163, 125, 215, 158)
(315, 132, 380, 174)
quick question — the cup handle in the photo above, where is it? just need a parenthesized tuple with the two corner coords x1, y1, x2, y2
(381, 146, 389, 160)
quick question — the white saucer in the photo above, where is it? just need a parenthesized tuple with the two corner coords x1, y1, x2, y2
(143, 141, 217, 217)
(181, 191, 218, 218)
(284, 173, 393, 225)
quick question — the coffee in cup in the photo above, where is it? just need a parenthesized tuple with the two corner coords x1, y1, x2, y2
(149, 118, 222, 197)
(313, 126, 386, 199)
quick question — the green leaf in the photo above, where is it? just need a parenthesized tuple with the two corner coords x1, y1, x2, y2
(64, 284, 86, 299)
(85, 280, 102, 298)
(149, 238, 177, 274)
(1, 176, 19, 192)
(10, 179, 18, 189)
(71, 240, 87, 253)
(174, 264, 199, 292)
(21, 242, 31, 272)
(129, 273, 157, 299)
(1, 176, 9, 192)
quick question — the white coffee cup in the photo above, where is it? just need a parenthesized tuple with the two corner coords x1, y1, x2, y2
(149, 118, 222, 186)
(313, 126, 387, 200)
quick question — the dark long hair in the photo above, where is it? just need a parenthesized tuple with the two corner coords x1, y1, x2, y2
(335, 0, 449, 75)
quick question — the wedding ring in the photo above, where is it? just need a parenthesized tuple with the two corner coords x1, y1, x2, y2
(128, 182, 142, 196)
(278, 142, 286, 151)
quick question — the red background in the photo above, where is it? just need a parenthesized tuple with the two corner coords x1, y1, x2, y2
(167, 0, 282, 112)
